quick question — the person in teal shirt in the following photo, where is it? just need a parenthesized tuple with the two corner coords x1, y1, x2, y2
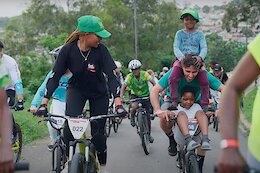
(150, 56, 224, 172)
(29, 46, 72, 151)
(30, 70, 71, 151)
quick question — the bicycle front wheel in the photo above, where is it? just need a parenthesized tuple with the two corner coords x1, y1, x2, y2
(53, 145, 63, 173)
(113, 117, 119, 133)
(13, 123, 22, 163)
(185, 153, 200, 173)
(137, 112, 150, 155)
(69, 153, 85, 173)
(105, 118, 111, 137)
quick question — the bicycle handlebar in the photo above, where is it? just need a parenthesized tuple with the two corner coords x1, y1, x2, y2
(123, 96, 150, 104)
(15, 162, 29, 171)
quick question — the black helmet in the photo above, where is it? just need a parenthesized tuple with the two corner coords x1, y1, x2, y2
(0, 41, 4, 48)
(214, 64, 222, 72)
(49, 45, 63, 59)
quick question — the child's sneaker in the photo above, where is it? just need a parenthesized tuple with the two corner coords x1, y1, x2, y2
(168, 102, 178, 110)
(187, 140, 200, 151)
(201, 140, 212, 150)
(47, 140, 55, 151)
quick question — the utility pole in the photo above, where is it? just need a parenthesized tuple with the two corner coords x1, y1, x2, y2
(133, 0, 138, 59)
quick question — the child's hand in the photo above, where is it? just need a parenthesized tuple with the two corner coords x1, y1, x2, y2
(193, 56, 202, 68)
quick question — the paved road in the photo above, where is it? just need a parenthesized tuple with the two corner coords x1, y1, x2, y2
(19, 117, 247, 173)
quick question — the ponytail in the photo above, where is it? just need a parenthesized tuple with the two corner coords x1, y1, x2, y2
(65, 30, 85, 44)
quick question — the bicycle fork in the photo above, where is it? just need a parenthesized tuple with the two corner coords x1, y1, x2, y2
(69, 140, 91, 169)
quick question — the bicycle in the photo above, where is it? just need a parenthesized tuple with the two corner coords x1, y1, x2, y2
(211, 92, 220, 132)
(10, 107, 23, 163)
(124, 96, 152, 155)
(175, 118, 201, 173)
(67, 113, 120, 173)
(37, 113, 67, 173)
(105, 97, 119, 137)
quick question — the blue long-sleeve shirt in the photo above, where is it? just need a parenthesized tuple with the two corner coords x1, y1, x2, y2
(31, 71, 72, 107)
(173, 29, 207, 60)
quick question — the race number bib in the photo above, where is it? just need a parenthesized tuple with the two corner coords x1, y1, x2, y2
(50, 117, 66, 129)
(188, 119, 199, 136)
(68, 118, 89, 139)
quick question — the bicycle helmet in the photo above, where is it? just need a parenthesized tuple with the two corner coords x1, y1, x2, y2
(49, 45, 63, 59)
(114, 61, 122, 68)
(180, 8, 200, 22)
(128, 59, 141, 70)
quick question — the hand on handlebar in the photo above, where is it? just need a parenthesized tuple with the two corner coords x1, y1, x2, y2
(15, 99, 24, 111)
(155, 109, 175, 122)
(34, 104, 48, 117)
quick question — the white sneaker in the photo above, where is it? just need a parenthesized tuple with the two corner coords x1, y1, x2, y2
(61, 161, 68, 173)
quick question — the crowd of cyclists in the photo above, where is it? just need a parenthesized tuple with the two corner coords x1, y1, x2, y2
(0, 7, 260, 173)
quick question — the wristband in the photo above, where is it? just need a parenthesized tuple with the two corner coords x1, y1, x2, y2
(220, 139, 239, 149)
(115, 102, 123, 107)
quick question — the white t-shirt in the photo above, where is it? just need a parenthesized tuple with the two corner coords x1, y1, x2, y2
(1, 54, 22, 92)
(173, 103, 202, 119)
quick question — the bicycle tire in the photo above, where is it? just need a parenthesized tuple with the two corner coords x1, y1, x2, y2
(13, 123, 22, 163)
(137, 112, 150, 155)
(54, 145, 62, 173)
(113, 117, 119, 133)
(105, 118, 111, 137)
(213, 116, 217, 129)
(69, 153, 85, 173)
(215, 117, 219, 132)
(185, 153, 200, 173)
(118, 117, 123, 124)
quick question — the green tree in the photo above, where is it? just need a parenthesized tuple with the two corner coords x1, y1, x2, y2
(222, 0, 260, 32)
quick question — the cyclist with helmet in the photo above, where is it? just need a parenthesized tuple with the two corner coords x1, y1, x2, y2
(169, 8, 209, 113)
(114, 60, 124, 87)
(29, 46, 72, 151)
(0, 59, 14, 173)
(35, 15, 127, 173)
(120, 59, 156, 143)
(212, 64, 228, 84)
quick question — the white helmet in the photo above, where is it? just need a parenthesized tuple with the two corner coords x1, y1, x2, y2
(114, 61, 122, 68)
(49, 45, 63, 59)
(128, 59, 141, 70)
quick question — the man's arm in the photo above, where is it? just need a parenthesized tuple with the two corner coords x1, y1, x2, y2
(150, 84, 174, 122)
(120, 83, 127, 99)
(218, 52, 260, 173)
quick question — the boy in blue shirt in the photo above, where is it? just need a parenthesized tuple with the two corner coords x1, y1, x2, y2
(169, 8, 209, 112)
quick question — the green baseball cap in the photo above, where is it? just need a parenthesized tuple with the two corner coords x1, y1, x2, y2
(180, 8, 200, 22)
(77, 15, 111, 38)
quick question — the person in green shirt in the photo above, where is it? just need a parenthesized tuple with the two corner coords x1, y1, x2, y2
(150, 56, 224, 172)
(217, 34, 260, 172)
(0, 60, 13, 173)
(120, 59, 156, 143)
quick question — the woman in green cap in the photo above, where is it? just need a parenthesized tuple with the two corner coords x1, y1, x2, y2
(36, 15, 127, 173)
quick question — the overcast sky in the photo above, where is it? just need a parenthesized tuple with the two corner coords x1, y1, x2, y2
(0, 0, 230, 18)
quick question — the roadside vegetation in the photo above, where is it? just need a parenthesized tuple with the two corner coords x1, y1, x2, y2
(242, 87, 257, 123)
